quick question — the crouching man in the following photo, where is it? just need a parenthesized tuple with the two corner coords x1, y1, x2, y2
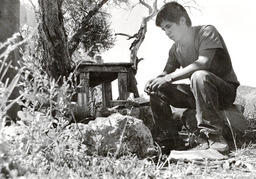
(145, 2, 239, 153)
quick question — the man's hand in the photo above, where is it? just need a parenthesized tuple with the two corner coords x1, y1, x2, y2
(149, 77, 169, 91)
(144, 79, 154, 95)
(144, 76, 171, 95)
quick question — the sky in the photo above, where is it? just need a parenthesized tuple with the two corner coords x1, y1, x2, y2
(102, 0, 256, 97)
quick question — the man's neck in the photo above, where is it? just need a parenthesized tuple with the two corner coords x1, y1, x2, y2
(177, 27, 195, 46)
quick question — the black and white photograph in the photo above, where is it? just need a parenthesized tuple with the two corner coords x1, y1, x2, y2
(1, 0, 256, 178)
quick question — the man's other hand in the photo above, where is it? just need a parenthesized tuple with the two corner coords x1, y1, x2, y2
(149, 77, 169, 91)
(144, 77, 170, 95)
(144, 79, 154, 94)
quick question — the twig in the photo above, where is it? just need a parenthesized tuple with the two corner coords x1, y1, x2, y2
(0, 33, 20, 50)
(224, 110, 238, 151)
(115, 33, 135, 39)
(0, 61, 12, 82)
(0, 28, 36, 70)
(71, 110, 84, 140)
(28, 0, 37, 12)
(155, 142, 163, 169)
(114, 117, 129, 158)
(139, 0, 153, 14)
(179, 0, 201, 13)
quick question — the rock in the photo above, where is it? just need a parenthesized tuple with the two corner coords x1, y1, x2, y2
(185, 165, 194, 176)
(243, 163, 255, 172)
(116, 97, 155, 133)
(172, 104, 248, 135)
(130, 106, 155, 132)
(0, 142, 8, 156)
(169, 149, 227, 161)
(63, 113, 154, 157)
(0, 124, 33, 161)
(223, 160, 231, 170)
(1, 125, 27, 143)
(234, 160, 242, 167)
(223, 104, 249, 134)
(235, 85, 256, 119)
(106, 98, 155, 135)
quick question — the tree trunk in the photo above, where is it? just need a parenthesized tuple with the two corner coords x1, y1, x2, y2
(38, 0, 71, 80)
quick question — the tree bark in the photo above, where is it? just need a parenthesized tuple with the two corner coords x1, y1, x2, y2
(38, 0, 110, 79)
(38, 0, 71, 80)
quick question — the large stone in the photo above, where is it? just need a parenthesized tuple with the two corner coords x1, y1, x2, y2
(102, 97, 155, 135)
(63, 113, 154, 157)
(235, 85, 256, 119)
(222, 104, 249, 134)
(173, 105, 249, 138)
(129, 106, 155, 133)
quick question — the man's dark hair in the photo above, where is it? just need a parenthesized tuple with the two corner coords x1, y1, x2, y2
(156, 1, 192, 27)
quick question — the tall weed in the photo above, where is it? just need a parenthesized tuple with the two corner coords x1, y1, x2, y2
(0, 32, 28, 129)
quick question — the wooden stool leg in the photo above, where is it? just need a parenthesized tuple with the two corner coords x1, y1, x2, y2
(102, 82, 112, 108)
(118, 72, 129, 100)
(77, 72, 90, 116)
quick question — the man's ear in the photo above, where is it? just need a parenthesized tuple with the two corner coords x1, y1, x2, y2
(179, 16, 186, 25)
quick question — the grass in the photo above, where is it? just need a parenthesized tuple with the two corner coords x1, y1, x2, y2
(1, 122, 256, 179)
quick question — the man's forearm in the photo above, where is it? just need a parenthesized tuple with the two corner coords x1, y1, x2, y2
(157, 71, 168, 78)
(164, 60, 210, 82)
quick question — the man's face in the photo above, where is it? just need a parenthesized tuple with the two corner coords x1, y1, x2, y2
(160, 19, 185, 42)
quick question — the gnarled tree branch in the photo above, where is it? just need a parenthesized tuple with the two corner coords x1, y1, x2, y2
(129, 0, 158, 73)
(68, 0, 109, 56)
(115, 0, 158, 98)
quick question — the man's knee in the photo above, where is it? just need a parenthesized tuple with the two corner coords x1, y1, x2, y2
(191, 70, 213, 88)
(191, 70, 211, 81)
(149, 92, 166, 106)
(149, 86, 172, 105)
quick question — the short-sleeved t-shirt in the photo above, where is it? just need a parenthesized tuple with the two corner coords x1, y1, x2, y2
(164, 25, 239, 85)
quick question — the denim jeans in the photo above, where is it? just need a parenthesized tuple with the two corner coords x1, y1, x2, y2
(150, 70, 238, 141)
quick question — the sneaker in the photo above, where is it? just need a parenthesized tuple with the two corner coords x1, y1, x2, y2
(208, 135, 229, 153)
(155, 136, 186, 153)
(188, 132, 209, 150)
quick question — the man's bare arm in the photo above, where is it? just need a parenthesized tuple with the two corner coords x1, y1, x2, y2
(164, 50, 215, 82)
(157, 71, 168, 78)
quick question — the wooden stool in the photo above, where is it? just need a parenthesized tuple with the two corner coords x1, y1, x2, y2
(77, 62, 137, 113)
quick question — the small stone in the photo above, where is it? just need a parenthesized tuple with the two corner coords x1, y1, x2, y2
(185, 165, 193, 175)
(244, 163, 255, 172)
(234, 160, 242, 167)
(92, 158, 97, 166)
(223, 160, 230, 170)
(145, 147, 158, 157)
